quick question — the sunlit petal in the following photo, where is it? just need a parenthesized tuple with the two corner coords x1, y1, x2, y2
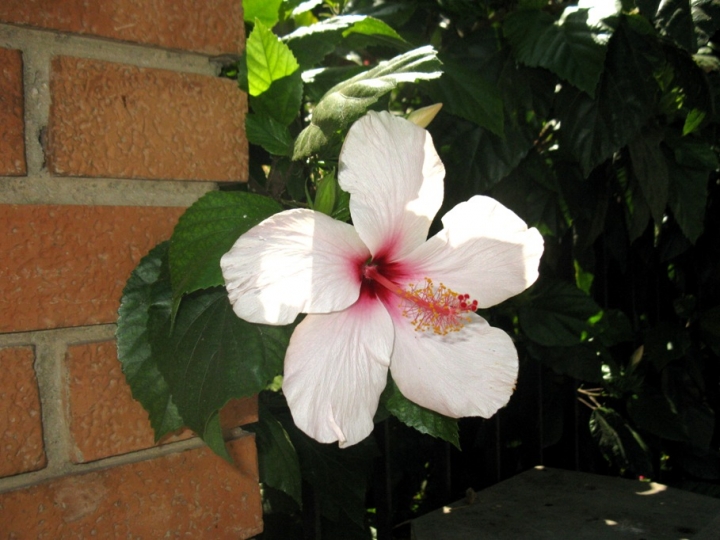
(283, 299, 393, 446)
(390, 312, 518, 418)
(338, 111, 444, 260)
(220, 209, 369, 325)
(402, 196, 544, 308)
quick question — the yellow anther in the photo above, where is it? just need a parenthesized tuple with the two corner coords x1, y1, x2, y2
(399, 278, 478, 335)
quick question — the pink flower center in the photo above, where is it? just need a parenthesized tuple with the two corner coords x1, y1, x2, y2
(363, 264, 477, 335)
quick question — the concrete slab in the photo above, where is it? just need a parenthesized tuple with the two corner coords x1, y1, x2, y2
(411, 467, 720, 539)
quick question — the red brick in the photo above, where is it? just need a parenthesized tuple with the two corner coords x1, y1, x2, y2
(0, 204, 184, 333)
(0, 347, 46, 478)
(0, 48, 26, 176)
(47, 56, 248, 182)
(0, 435, 262, 539)
(0, 0, 244, 55)
(65, 341, 259, 463)
(220, 396, 259, 429)
(66, 341, 167, 463)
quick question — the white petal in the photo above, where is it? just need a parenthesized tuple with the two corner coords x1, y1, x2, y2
(220, 209, 369, 325)
(402, 196, 544, 308)
(282, 300, 393, 446)
(338, 111, 444, 260)
(390, 312, 518, 418)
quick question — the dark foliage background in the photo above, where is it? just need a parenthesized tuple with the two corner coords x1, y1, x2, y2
(117, 0, 720, 538)
(255, 1, 720, 538)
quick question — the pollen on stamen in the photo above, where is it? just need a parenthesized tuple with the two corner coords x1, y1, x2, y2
(400, 278, 479, 335)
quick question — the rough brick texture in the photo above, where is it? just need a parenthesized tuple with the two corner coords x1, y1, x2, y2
(47, 56, 248, 182)
(0, 48, 26, 176)
(0, 435, 263, 539)
(0, 347, 47, 478)
(0, 0, 244, 55)
(0, 204, 184, 333)
(66, 340, 258, 463)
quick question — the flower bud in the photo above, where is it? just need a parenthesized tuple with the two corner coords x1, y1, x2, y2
(406, 103, 443, 128)
(314, 171, 337, 216)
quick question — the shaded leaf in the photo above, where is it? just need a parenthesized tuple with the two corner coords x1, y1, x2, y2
(425, 56, 504, 136)
(656, 0, 696, 52)
(616, 160, 653, 242)
(590, 407, 654, 476)
(504, 8, 607, 97)
(245, 401, 303, 506)
(518, 279, 604, 347)
(665, 139, 713, 243)
(692, 0, 720, 47)
(627, 391, 688, 441)
(490, 153, 566, 237)
(556, 16, 659, 175)
(528, 343, 605, 383)
(117, 242, 184, 439)
(250, 70, 304, 126)
(246, 113, 294, 156)
(432, 114, 534, 208)
(278, 411, 377, 527)
(169, 191, 282, 306)
(383, 379, 460, 449)
(644, 322, 691, 370)
(628, 126, 669, 224)
(152, 288, 292, 458)
(293, 46, 442, 159)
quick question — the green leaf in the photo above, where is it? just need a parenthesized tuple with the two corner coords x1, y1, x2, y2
(518, 279, 605, 347)
(284, 15, 405, 68)
(246, 113, 294, 156)
(203, 410, 231, 461)
(169, 191, 282, 306)
(244, 0, 283, 27)
(683, 108, 706, 136)
(117, 242, 184, 439)
(383, 379, 460, 449)
(246, 20, 300, 96)
(303, 65, 369, 103)
(293, 46, 442, 159)
(556, 16, 659, 175)
(628, 126, 669, 224)
(245, 401, 303, 506)
(151, 288, 293, 452)
(250, 70, 304, 126)
(504, 9, 607, 97)
(589, 407, 654, 476)
(425, 56, 504, 136)
(343, 16, 404, 41)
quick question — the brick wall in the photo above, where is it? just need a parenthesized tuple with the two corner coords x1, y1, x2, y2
(0, 2, 262, 537)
